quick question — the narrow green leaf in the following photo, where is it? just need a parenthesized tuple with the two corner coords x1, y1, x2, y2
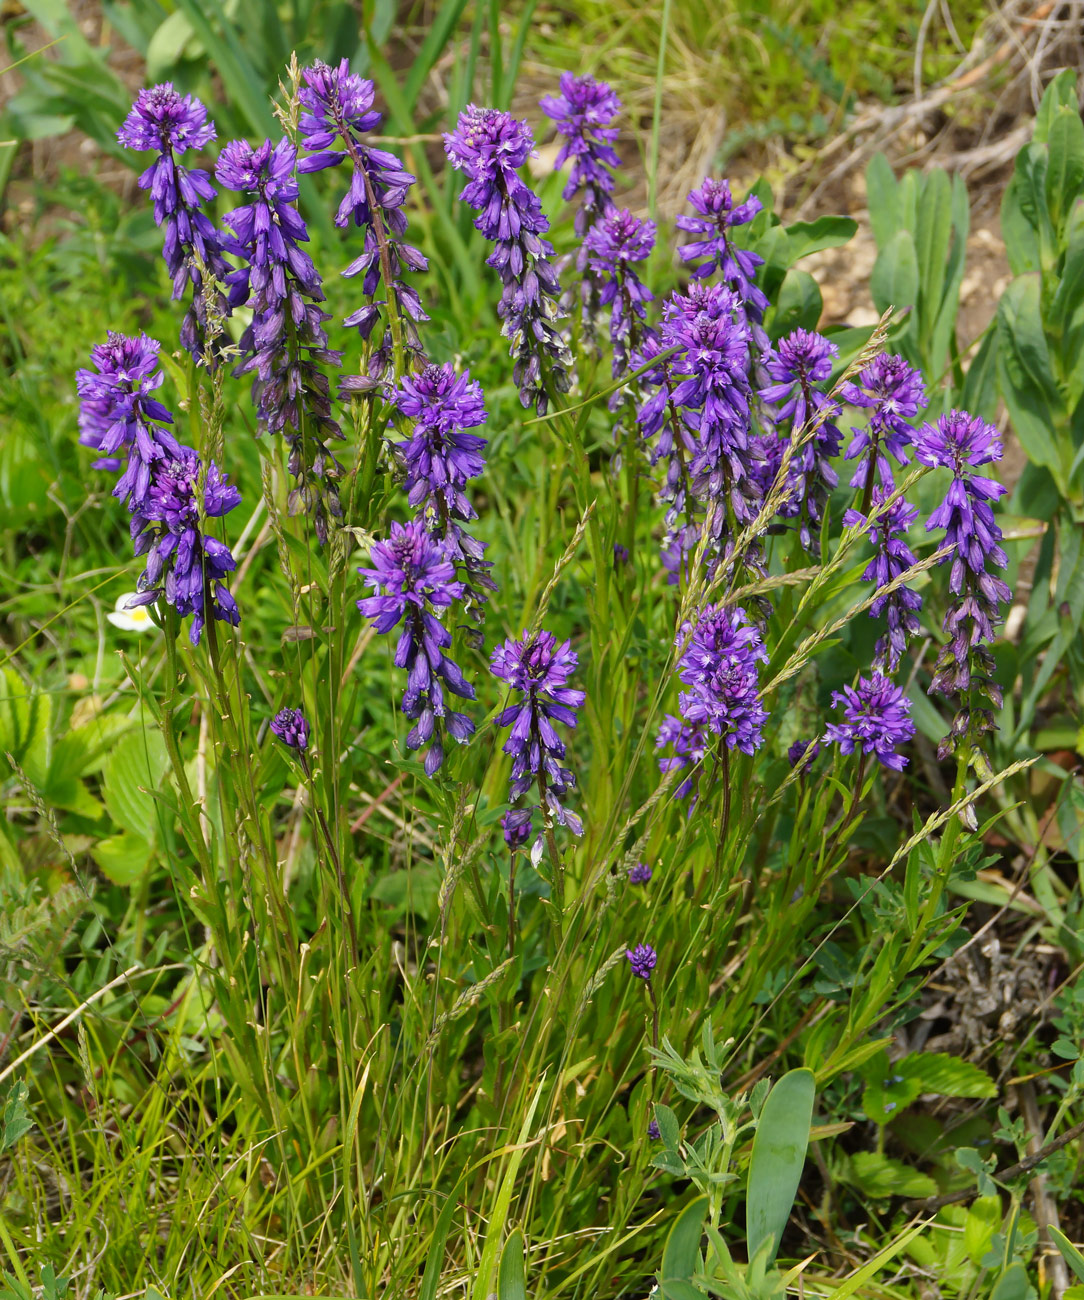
(865, 153, 899, 248)
(1051, 1227, 1084, 1284)
(1035, 68, 1081, 144)
(746, 1067, 815, 1264)
(1045, 106, 1084, 234)
(914, 168, 952, 333)
(497, 1229, 527, 1300)
(870, 229, 919, 322)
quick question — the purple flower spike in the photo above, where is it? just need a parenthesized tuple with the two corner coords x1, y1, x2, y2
(628, 862, 652, 885)
(844, 489, 923, 672)
(445, 106, 572, 412)
(298, 58, 428, 378)
(76, 332, 183, 506)
(357, 519, 475, 775)
(129, 448, 242, 647)
(626, 943, 657, 980)
(583, 207, 655, 373)
(676, 605, 769, 756)
(676, 178, 767, 318)
(217, 137, 345, 543)
(824, 674, 915, 771)
(117, 84, 232, 361)
(914, 409, 1011, 757)
(502, 807, 535, 850)
(841, 353, 927, 489)
(490, 630, 586, 840)
(540, 72, 622, 234)
(271, 708, 310, 752)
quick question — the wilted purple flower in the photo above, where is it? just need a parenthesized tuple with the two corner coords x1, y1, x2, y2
(787, 738, 820, 771)
(271, 707, 310, 752)
(676, 178, 767, 318)
(117, 84, 232, 361)
(844, 489, 923, 672)
(824, 674, 915, 771)
(841, 353, 927, 489)
(502, 807, 534, 850)
(357, 519, 475, 775)
(583, 207, 655, 372)
(298, 59, 428, 376)
(626, 943, 657, 980)
(628, 862, 652, 885)
(540, 73, 621, 233)
(656, 713, 710, 802)
(128, 446, 241, 646)
(759, 329, 842, 551)
(490, 630, 586, 837)
(217, 137, 344, 543)
(914, 410, 1010, 755)
(445, 106, 571, 412)
(76, 332, 183, 506)
(676, 605, 768, 756)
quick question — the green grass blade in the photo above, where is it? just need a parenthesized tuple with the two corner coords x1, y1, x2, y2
(497, 1227, 527, 1300)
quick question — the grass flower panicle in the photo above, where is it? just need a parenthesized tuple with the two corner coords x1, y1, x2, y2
(357, 519, 476, 775)
(824, 674, 915, 771)
(117, 84, 233, 360)
(445, 106, 572, 412)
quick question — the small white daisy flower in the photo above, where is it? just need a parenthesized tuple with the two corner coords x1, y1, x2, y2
(106, 593, 157, 633)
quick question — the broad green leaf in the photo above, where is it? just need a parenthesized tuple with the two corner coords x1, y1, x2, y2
(746, 1067, 815, 1264)
(843, 1151, 936, 1199)
(768, 268, 821, 339)
(1045, 106, 1084, 235)
(959, 328, 1000, 420)
(1001, 161, 1043, 275)
(785, 215, 858, 262)
(101, 729, 169, 840)
(996, 274, 1067, 482)
(1035, 68, 1081, 144)
(866, 152, 899, 248)
(895, 1051, 996, 1099)
(989, 1262, 1029, 1300)
(0, 668, 52, 788)
(91, 831, 154, 887)
(146, 10, 201, 78)
(870, 230, 919, 337)
(661, 1196, 707, 1282)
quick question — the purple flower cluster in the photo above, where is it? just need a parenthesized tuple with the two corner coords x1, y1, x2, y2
(841, 353, 927, 491)
(540, 73, 622, 234)
(655, 714, 709, 803)
(824, 675, 915, 771)
(490, 630, 586, 845)
(117, 84, 233, 361)
(271, 707, 310, 752)
(217, 137, 345, 544)
(127, 447, 241, 647)
(914, 410, 1011, 756)
(844, 489, 923, 672)
(357, 519, 476, 776)
(583, 208, 655, 373)
(392, 362, 496, 621)
(676, 605, 768, 756)
(76, 332, 182, 505)
(676, 178, 767, 319)
(298, 59, 428, 377)
(627, 861, 652, 885)
(626, 943, 657, 980)
(759, 329, 842, 552)
(445, 106, 572, 412)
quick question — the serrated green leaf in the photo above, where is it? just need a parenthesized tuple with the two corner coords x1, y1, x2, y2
(91, 831, 154, 887)
(843, 1151, 936, 1199)
(101, 730, 169, 840)
(895, 1051, 996, 1099)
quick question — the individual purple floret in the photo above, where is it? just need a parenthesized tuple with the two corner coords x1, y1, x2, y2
(759, 329, 842, 551)
(656, 713, 710, 802)
(217, 137, 345, 543)
(271, 707, 310, 752)
(676, 178, 767, 319)
(824, 674, 915, 771)
(647, 1118, 661, 1140)
(298, 59, 428, 377)
(841, 353, 927, 491)
(445, 106, 572, 412)
(357, 519, 475, 775)
(676, 605, 768, 756)
(117, 84, 233, 361)
(502, 807, 534, 850)
(787, 738, 821, 771)
(844, 489, 923, 673)
(583, 207, 655, 373)
(490, 630, 586, 838)
(128, 446, 241, 646)
(626, 943, 657, 980)
(914, 410, 1011, 756)
(76, 332, 183, 507)
(540, 73, 621, 234)
(628, 862, 652, 885)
